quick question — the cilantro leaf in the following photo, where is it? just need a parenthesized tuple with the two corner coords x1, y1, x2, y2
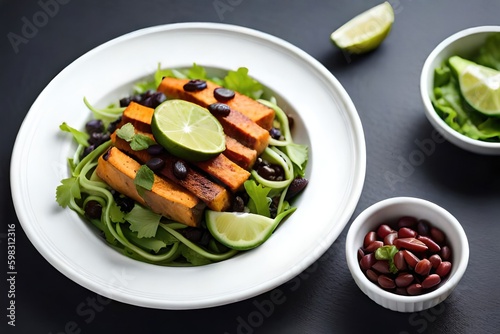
(56, 177, 81, 207)
(134, 165, 155, 191)
(187, 63, 207, 80)
(125, 204, 161, 238)
(375, 245, 399, 274)
(59, 122, 89, 146)
(244, 180, 271, 217)
(223, 67, 263, 100)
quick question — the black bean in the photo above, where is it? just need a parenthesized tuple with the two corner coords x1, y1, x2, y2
(269, 128, 282, 140)
(285, 177, 308, 200)
(88, 132, 110, 146)
(183, 79, 207, 92)
(232, 196, 246, 212)
(85, 200, 102, 219)
(85, 119, 104, 134)
(112, 193, 134, 213)
(214, 87, 235, 102)
(82, 144, 96, 158)
(142, 92, 166, 108)
(107, 117, 122, 133)
(257, 165, 276, 180)
(146, 157, 165, 171)
(173, 160, 188, 179)
(147, 144, 164, 155)
(208, 103, 231, 117)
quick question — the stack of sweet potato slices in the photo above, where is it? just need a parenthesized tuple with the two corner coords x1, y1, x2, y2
(96, 77, 276, 227)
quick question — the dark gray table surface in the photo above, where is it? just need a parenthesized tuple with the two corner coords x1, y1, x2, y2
(2, 0, 500, 333)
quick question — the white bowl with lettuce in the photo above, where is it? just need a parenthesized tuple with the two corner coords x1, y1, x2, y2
(421, 26, 500, 155)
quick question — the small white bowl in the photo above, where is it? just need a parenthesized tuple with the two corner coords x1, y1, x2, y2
(420, 25, 500, 155)
(345, 197, 469, 312)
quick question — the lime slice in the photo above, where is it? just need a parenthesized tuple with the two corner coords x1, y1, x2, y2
(206, 209, 296, 250)
(449, 56, 500, 116)
(151, 99, 226, 162)
(330, 1, 394, 54)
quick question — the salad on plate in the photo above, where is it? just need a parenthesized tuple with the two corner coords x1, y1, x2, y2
(55, 64, 309, 266)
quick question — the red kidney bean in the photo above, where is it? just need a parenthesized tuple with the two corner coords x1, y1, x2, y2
(378, 275, 396, 289)
(436, 261, 452, 278)
(398, 227, 417, 238)
(407, 283, 423, 295)
(430, 227, 446, 245)
(384, 232, 398, 245)
(372, 260, 391, 274)
(365, 240, 384, 252)
(358, 216, 453, 297)
(395, 273, 414, 288)
(357, 248, 365, 260)
(394, 251, 407, 271)
(417, 220, 430, 236)
(398, 216, 418, 228)
(429, 254, 442, 269)
(366, 269, 379, 283)
(440, 246, 452, 261)
(377, 224, 394, 239)
(363, 231, 377, 248)
(415, 259, 432, 276)
(402, 250, 420, 268)
(422, 274, 441, 289)
(417, 235, 441, 252)
(360, 253, 376, 271)
(394, 238, 428, 253)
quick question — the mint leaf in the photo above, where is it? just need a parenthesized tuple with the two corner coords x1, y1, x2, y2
(56, 177, 81, 207)
(125, 204, 161, 238)
(59, 122, 89, 146)
(375, 245, 399, 274)
(116, 122, 135, 142)
(130, 133, 156, 151)
(244, 180, 271, 217)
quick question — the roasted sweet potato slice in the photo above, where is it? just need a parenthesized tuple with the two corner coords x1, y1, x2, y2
(96, 147, 205, 227)
(111, 129, 249, 193)
(224, 136, 257, 170)
(111, 132, 232, 210)
(157, 77, 275, 130)
(156, 79, 270, 154)
(120, 102, 259, 169)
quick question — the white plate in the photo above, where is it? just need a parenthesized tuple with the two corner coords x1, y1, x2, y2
(11, 23, 366, 309)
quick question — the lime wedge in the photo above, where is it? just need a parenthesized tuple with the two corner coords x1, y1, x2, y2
(449, 56, 500, 116)
(151, 99, 226, 162)
(330, 1, 394, 54)
(206, 209, 296, 250)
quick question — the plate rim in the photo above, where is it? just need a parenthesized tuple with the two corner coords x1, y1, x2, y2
(10, 22, 366, 309)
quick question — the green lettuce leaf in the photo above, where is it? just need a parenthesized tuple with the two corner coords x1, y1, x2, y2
(475, 33, 500, 70)
(244, 180, 271, 217)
